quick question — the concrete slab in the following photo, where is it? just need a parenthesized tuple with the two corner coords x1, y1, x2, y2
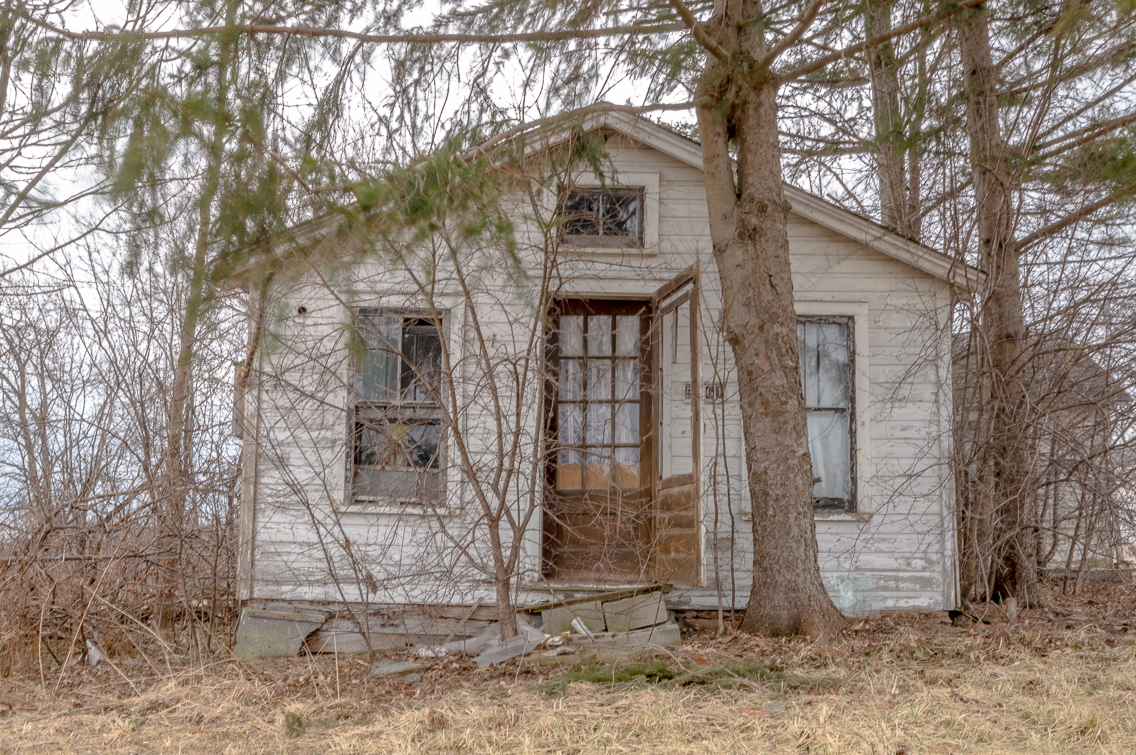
(231, 608, 326, 660)
(585, 619, 682, 649)
(603, 592, 667, 633)
(540, 603, 606, 635)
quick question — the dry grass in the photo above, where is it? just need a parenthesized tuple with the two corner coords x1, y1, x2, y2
(2, 580, 1136, 754)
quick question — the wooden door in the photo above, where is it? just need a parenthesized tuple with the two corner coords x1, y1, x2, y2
(543, 300, 654, 583)
(542, 271, 701, 585)
(651, 269, 702, 586)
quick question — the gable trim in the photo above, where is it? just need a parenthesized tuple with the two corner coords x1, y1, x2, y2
(583, 110, 985, 292)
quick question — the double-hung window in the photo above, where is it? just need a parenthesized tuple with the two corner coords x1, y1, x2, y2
(352, 311, 445, 505)
(797, 317, 854, 511)
(560, 187, 644, 247)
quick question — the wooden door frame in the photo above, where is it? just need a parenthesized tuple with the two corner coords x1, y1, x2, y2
(540, 267, 701, 584)
(541, 298, 655, 582)
(651, 266, 701, 493)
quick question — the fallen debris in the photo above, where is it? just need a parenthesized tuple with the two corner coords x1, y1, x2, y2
(231, 608, 328, 660)
(412, 646, 449, 659)
(368, 660, 426, 678)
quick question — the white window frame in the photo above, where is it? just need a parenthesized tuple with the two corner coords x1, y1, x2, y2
(794, 300, 872, 520)
(553, 171, 660, 253)
(339, 305, 457, 513)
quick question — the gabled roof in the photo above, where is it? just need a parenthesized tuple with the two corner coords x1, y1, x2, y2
(234, 109, 986, 292)
(581, 110, 985, 292)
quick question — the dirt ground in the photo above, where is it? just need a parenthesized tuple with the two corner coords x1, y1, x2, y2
(2, 579, 1136, 754)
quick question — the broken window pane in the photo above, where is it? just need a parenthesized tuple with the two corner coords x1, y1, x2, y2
(353, 312, 447, 505)
(355, 414, 441, 470)
(560, 188, 644, 244)
(562, 191, 600, 236)
(400, 321, 442, 403)
(602, 192, 641, 237)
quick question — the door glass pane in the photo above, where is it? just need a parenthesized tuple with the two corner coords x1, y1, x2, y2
(558, 403, 583, 447)
(807, 411, 850, 498)
(614, 359, 639, 401)
(615, 446, 640, 489)
(614, 403, 639, 445)
(586, 403, 613, 445)
(557, 448, 582, 489)
(615, 315, 639, 355)
(560, 359, 583, 399)
(587, 315, 611, 355)
(584, 450, 614, 490)
(554, 308, 645, 493)
(560, 316, 584, 356)
(587, 360, 611, 401)
(659, 300, 693, 478)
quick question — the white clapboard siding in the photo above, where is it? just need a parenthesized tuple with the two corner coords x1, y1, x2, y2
(240, 133, 959, 617)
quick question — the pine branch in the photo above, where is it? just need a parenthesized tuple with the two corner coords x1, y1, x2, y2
(20, 10, 685, 46)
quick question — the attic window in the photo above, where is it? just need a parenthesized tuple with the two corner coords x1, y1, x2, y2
(560, 187, 644, 247)
(352, 311, 445, 505)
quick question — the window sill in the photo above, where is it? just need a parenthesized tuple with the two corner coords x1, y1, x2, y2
(741, 511, 871, 523)
(338, 499, 451, 516)
(561, 237, 655, 255)
(814, 511, 871, 522)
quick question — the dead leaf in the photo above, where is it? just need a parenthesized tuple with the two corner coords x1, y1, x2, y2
(740, 703, 786, 716)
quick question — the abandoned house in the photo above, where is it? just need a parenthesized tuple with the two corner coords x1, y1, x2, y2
(231, 112, 985, 656)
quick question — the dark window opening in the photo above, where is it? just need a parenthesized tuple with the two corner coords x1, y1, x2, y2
(560, 187, 644, 246)
(797, 317, 855, 512)
(352, 311, 445, 504)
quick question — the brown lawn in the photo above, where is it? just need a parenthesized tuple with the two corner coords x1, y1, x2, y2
(2, 579, 1135, 754)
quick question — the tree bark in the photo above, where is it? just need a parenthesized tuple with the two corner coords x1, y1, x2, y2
(866, 0, 916, 239)
(156, 22, 232, 632)
(695, 0, 847, 637)
(958, 3, 1037, 607)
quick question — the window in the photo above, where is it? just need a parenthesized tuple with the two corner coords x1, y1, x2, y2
(352, 311, 445, 504)
(560, 187, 644, 246)
(798, 317, 854, 511)
(553, 309, 644, 491)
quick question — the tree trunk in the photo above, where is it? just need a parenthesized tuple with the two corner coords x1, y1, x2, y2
(958, 4, 1037, 607)
(696, 7, 846, 637)
(156, 27, 232, 632)
(866, 0, 915, 239)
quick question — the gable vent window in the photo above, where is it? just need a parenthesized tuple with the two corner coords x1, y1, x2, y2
(560, 187, 644, 247)
(797, 317, 855, 511)
(352, 310, 445, 505)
